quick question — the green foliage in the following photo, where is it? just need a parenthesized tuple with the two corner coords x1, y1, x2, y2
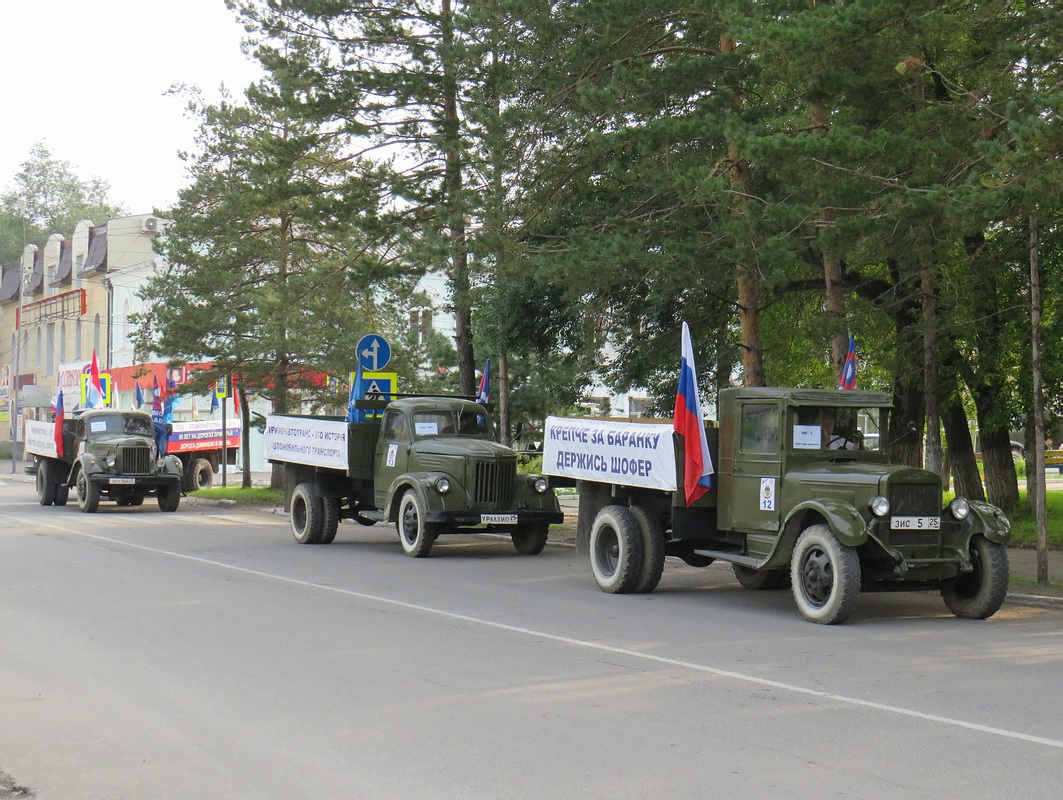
(190, 486, 283, 506)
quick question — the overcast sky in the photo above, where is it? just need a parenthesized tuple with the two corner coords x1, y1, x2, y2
(2, 0, 263, 216)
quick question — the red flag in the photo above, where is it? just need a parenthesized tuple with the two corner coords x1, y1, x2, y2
(232, 374, 240, 416)
(53, 390, 65, 457)
(86, 350, 104, 408)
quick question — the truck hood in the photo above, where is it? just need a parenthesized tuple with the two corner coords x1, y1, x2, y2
(789, 460, 938, 487)
(412, 438, 515, 459)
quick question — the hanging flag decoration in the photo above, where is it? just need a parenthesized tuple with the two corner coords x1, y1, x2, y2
(190, 395, 199, 420)
(210, 387, 220, 416)
(232, 374, 240, 417)
(839, 333, 858, 390)
(476, 358, 491, 405)
(345, 363, 365, 423)
(151, 375, 163, 424)
(86, 350, 104, 409)
(134, 381, 144, 410)
(53, 390, 65, 457)
(674, 322, 714, 505)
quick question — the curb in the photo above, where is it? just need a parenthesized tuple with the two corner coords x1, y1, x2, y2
(1005, 592, 1063, 610)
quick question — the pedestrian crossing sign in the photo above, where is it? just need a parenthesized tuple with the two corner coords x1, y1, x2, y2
(80, 373, 112, 406)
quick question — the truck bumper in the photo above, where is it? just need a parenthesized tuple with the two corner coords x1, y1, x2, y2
(425, 509, 565, 529)
(90, 474, 182, 491)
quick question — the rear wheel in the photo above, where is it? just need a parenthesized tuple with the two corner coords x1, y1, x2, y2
(629, 506, 665, 594)
(55, 482, 69, 507)
(36, 460, 56, 506)
(321, 496, 340, 545)
(158, 483, 181, 512)
(941, 535, 1009, 619)
(589, 505, 643, 594)
(790, 524, 860, 624)
(291, 483, 325, 545)
(76, 471, 100, 514)
(189, 458, 214, 491)
(511, 523, 549, 555)
(397, 489, 432, 557)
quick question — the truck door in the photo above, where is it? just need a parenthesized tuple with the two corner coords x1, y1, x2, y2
(374, 410, 412, 507)
(728, 401, 783, 538)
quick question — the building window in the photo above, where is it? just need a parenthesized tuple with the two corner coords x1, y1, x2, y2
(75, 319, 82, 361)
(60, 321, 67, 363)
(47, 323, 55, 375)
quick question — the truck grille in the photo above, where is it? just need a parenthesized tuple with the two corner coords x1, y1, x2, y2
(473, 460, 515, 504)
(889, 483, 940, 516)
(118, 445, 151, 475)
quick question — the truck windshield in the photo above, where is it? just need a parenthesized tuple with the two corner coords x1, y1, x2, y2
(412, 409, 492, 438)
(87, 414, 154, 437)
(791, 407, 882, 452)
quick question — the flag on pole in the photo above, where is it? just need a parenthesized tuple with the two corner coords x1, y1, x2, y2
(134, 381, 144, 410)
(232, 374, 240, 417)
(476, 358, 491, 405)
(210, 387, 219, 416)
(191, 395, 199, 420)
(674, 322, 714, 505)
(345, 363, 365, 423)
(839, 333, 858, 390)
(151, 375, 163, 423)
(53, 390, 65, 457)
(86, 350, 104, 408)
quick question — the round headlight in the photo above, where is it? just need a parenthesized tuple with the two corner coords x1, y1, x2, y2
(434, 477, 451, 494)
(533, 477, 548, 494)
(869, 495, 890, 517)
(106, 456, 116, 468)
(950, 497, 970, 520)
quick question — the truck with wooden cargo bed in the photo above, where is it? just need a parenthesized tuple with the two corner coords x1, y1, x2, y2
(25, 409, 184, 513)
(264, 396, 564, 555)
(544, 387, 1011, 624)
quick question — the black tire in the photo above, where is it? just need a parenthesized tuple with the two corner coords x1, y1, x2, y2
(628, 506, 666, 594)
(511, 523, 549, 555)
(733, 564, 791, 590)
(790, 523, 860, 624)
(55, 482, 70, 507)
(189, 458, 214, 491)
(129, 494, 144, 506)
(37, 460, 56, 506)
(291, 482, 325, 545)
(941, 535, 1009, 619)
(321, 496, 340, 545)
(115, 495, 132, 507)
(76, 471, 100, 514)
(589, 505, 643, 594)
(397, 489, 432, 557)
(158, 484, 181, 512)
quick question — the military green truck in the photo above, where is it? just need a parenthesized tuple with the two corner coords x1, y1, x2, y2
(544, 387, 1011, 624)
(264, 396, 564, 556)
(24, 409, 184, 513)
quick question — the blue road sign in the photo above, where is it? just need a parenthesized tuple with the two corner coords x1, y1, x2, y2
(357, 334, 392, 372)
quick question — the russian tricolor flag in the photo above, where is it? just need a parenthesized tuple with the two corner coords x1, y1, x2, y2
(86, 350, 104, 408)
(53, 390, 65, 457)
(674, 322, 714, 505)
(476, 358, 491, 405)
(839, 333, 857, 390)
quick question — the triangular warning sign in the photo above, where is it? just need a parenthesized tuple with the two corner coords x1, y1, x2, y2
(365, 380, 384, 396)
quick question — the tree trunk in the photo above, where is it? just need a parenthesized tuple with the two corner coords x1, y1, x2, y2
(942, 396, 984, 501)
(238, 381, 251, 489)
(1028, 212, 1048, 584)
(922, 264, 943, 475)
(888, 377, 925, 468)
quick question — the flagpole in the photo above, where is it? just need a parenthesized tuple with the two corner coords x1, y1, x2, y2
(221, 373, 228, 488)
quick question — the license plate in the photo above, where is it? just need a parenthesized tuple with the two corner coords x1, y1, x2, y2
(890, 516, 940, 530)
(109, 477, 136, 485)
(480, 513, 518, 525)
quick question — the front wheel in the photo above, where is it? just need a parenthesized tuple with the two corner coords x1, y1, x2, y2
(589, 505, 643, 594)
(511, 523, 549, 555)
(790, 524, 860, 624)
(76, 471, 101, 513)
(158, 484, 181, 512)
(397, 489, 432, 557)
(37, 460, 56, 506)
(941, 535, 1009, 619)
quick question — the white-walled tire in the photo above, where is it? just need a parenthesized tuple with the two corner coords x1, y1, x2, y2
(398, 489, 432, 557)
(291, 482, 324, 545)
(790, 524, 860, 624)
(941, 535, 1009, 619)
(589, 505, 643, 594)
(628, 506, 665, 594)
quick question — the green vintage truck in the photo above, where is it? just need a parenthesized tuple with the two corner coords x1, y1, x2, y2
(544, 387, 1011, 624)
(26, 409, 184, 513)
(265, 396, 563, 556)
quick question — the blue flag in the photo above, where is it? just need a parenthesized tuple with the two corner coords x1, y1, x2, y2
(476, 358, 490, 404)
(345, 363, 365, 423)
(210, 389, 219, 416)
(134, 381, 144, 410)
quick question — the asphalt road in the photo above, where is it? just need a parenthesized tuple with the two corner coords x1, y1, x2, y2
(1, 479, 1061, 799)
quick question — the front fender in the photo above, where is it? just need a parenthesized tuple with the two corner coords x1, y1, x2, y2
(384, 474, 440, 522)
(783, 498, 868, 548)
(963, 500, 1011, 545)
(78, 453, 106, 479)
(160, 454, 184, 477)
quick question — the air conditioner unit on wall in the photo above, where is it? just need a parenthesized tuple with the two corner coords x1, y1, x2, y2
(142, 216, 159, 233)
